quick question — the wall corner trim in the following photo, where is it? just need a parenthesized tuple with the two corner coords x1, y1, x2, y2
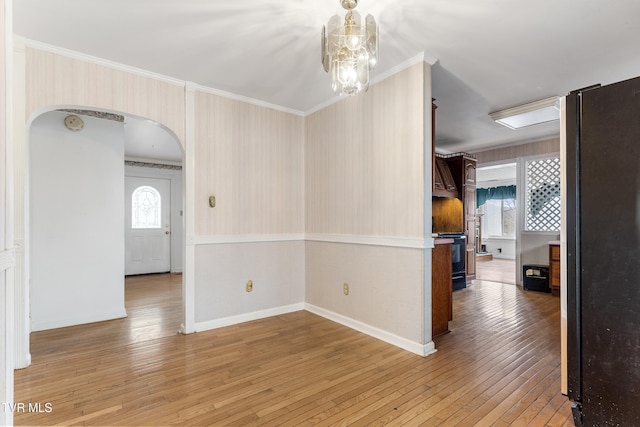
(304, 304, 436, 357)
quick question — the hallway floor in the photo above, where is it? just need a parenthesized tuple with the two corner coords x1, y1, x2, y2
(476, 258, 517, 285)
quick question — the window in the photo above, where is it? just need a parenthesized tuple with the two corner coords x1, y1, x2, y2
(132, 186, 161, 229)
(480, 198, 516, 238)
(525, 157, 561, 231)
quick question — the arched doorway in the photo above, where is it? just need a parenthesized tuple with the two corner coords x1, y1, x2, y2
(26, 107, 187, 349)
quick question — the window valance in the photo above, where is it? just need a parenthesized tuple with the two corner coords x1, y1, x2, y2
(476, 185, 517, 208)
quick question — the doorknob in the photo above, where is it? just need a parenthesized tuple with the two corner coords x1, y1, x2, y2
(165, 231, 171, 235)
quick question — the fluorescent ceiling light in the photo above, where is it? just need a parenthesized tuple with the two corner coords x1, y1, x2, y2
(490, 96, 560, 129)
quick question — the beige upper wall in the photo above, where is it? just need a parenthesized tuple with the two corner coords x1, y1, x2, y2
(305, 62, 426, 238)
(194, 91, 305, 236)
(473, 137, 560, 164)
(24, 48, 186, 148)
(22, 46, 306, 238)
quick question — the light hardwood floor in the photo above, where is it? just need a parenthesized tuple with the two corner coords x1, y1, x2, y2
(14, 274, 573, 426)
(476, 258, 517, 285)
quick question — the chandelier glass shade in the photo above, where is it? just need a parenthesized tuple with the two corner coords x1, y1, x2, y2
(321, 0, 378, 96)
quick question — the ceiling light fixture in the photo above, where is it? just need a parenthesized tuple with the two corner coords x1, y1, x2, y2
(490, 96, 560, 129)
(321, 0, 378, 96)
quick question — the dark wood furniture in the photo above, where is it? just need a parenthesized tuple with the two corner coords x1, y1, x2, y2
(434, 157, 458, 198)
(444, 153, 477, 283)
(549, 240, 560, 296)
(432, 101, 458, 198)
(432, 238, 453, 337)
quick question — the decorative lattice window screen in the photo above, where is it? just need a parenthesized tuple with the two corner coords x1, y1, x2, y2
(525, 157, 561, 231)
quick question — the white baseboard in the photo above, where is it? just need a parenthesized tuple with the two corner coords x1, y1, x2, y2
(193, 302, 436, 357)
(493, 255, 516, 260)
(304, 304, 436, 357)
(194, 303, 305, 332)
(31, 308, 128, 332)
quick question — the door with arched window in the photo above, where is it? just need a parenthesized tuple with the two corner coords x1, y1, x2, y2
(125, 176, 171, 275)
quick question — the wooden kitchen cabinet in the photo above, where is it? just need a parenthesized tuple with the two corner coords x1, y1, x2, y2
(549, 241, 560, 296)
(465, 186, 476, 219)
(432, 238, 453, 337)
(434, 159, 447, 193)
(466, 236, 476, 279)
(445, 153, 477, 282)
(432, 101, 458, 198)
(464, 158, 476, 185)
(434, 158, 458, 197)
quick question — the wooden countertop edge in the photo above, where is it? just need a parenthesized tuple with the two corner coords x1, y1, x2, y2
(434, 238, 454, 245)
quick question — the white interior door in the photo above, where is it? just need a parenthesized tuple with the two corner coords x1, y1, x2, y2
(125, 176, 171, 275)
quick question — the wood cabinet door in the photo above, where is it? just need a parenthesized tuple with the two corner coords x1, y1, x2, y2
(432, 243, 453, 337)
(437, 158, 458, 193)
(465, 186, 476, 218)
(434, 161, 446, 191)
(466, 246, 476, 279)
(465, 159, 476, 185)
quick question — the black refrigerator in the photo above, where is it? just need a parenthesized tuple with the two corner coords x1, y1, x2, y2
(565, 77, 640, 426)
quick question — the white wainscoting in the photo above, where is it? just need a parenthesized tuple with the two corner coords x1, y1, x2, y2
(193, 240, 306, 323)
(192, 235, 435, 357)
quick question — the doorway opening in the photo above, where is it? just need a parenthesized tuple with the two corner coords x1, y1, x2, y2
(28, 109, 184, 344)
(475, 163, 517, 285)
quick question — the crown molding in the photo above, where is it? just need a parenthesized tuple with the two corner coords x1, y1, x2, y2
(17, 37, 185, 87)
(19, 38, 438, 120)
(371, 52, 438, 87)
(18, 38, 305, 117)
(186, 82, 305, 117)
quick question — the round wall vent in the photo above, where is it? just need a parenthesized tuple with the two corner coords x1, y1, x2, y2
(64, 114, 84, 131)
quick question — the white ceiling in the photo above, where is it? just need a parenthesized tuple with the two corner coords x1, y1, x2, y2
(13, 0, 640, 154)
(476, 163, 516, 186)
(124, 116, 183, 163)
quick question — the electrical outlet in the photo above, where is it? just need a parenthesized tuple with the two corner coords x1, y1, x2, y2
(246, 280, 253, 292)
(343, 282, 349, 295)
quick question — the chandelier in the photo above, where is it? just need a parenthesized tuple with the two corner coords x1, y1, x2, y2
(321, 0, 378, 96)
